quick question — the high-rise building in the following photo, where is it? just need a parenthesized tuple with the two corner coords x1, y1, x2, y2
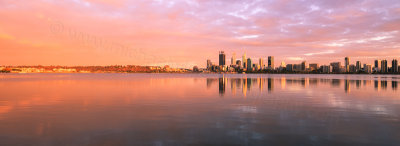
(286, 64, 293, 71)
(207, 59, 212, 69)
(242, 53, 247, 68)
(293, 64, 302, 71)
(349, 64, 356, 73)
(309, 63, 319, 71)
(259, 58, 264, 70)
(392, 59, 398, 73)
(268, 56, 274, 70)
(219, 51, 226, 66)
(301, 61, 307, 71)
(381, 60, 388, 73)
(231, 52, 236, 65)
(321, 65, 332, 73)
(356, 61, 361, 72)
(364, 64, 372, 73)
(330, 62, 341, 73)
(375, 60, 381, 72)
(247, 58, 252, 71)
(345, 57, 350, 72)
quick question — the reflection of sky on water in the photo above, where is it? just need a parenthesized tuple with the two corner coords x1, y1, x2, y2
(0, 74, 399, 145)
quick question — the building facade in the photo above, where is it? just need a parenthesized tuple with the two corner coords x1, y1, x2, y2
(345, 57, 350, 72)
(381, 60, 388, 73)
(268, 56, 274, 70)
(392, 59, 398, 73)
(247, 58, 252, 71)
(219, 51, 226, 66)
(356, 61, 361, 72)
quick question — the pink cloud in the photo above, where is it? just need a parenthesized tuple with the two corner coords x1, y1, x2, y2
(0, 0, 399, 68)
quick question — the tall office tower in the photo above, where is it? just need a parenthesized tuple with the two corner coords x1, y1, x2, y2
(364, 64, 372, 73)
(242, 53, 247, 68)
(381, 60, 388, 73)
(259, 58, 264, 70)
(321, 65, 332, 73)
(356, 61, 361, 72)
(375, 60, 381, 72)
(345, 57, 350, 72)
(286, 64, 293, 71)
(301, 61, 307, 71)
(392, 59, 398, 73)
(247, 58, 252, 71)
(219, 51, 226, 66)
(231, 52, 236, 65)
(330, 62, 341, 73)
(207, 59, 212, 69)
(268, 56, 274, 69)
(349, 65, 356, 73)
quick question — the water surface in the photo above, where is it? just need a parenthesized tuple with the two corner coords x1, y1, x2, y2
(0, 73, 399, 145)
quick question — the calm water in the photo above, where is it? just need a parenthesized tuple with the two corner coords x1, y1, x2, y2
(0, 73, 399, 146)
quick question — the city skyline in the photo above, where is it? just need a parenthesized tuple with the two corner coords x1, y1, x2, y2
(1, 0, 400, 68)
(203, 51, 400, 74)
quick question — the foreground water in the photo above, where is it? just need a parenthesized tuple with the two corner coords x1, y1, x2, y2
(0, 73, 399, 145)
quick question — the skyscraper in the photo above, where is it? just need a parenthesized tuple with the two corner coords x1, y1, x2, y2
(231, 52, 236, 66)
(345, 57, 350, 72)
(207, 59, 212, 69)
(219, 51, 226, 66)
(364, 64, 372, 73)
(330, 62, 341, 73)
(286, 64, 293, 71)
(259, 58, 264, 70)
(242, 53, 247, 68)
(381, 60, 388, 73)
(247, 58, 252, 71)
(392, 59, 398, 73)
(301, 61, 307, 71)
(375, 60, 381, 72)
(356, 61, 361, 72)
(268, 56, 274, 70)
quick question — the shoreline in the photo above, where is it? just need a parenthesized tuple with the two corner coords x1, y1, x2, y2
(1, 72, 399, 75)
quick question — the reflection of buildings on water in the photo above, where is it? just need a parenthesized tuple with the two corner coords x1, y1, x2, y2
(230, 78, 238, 95)
(258, 78, 263, 92)
(309, 78, 318, 86)
(207, 78, 218, 89)
(268, 78, 274, 92)
(345, 79, 350, 93)
(281, 77, 286, 89)
(374, 80, 380, 91)
(381, 80, 387, 90)
(356, 80, 361, 89)
(247, 78, 252, 91)
(219, 77, 227, 96)
(302, 78, 309, 87)
(242, 78, 247, 97)
(209, 77, 398, 97)
(331, 79, 341, 87)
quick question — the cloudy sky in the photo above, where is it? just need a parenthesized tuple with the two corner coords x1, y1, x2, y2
(0, 0, 399, 68)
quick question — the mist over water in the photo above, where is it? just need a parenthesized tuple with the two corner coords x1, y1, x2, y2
(0, 74, 399, 145)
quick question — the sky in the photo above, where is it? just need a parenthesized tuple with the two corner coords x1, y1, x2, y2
(0, 0, 399, 68)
